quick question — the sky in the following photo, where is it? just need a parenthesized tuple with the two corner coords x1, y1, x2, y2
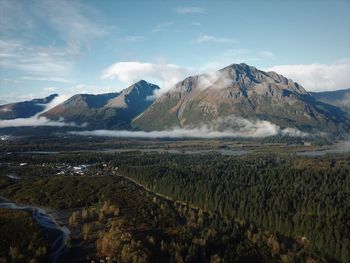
(0, 0, 350, 103)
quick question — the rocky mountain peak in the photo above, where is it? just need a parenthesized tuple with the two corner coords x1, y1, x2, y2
(106, 80, 159, 108)
(132, 63, 350, 133)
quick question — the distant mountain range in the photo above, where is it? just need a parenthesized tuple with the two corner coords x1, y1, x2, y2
(0, 94, 58, 119)
(42, 80, 159, 129)
(1, 64, 349, 136)
(310, 88, 350, 115)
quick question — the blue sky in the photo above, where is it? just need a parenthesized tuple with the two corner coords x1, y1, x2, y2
(0, 0, 350, 103)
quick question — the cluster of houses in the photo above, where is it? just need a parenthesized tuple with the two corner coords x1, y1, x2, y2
(4, 159, 119, 177)
(55, 163, 118, 176)
(0, 135, 12, 141)
(56, 164, 90, 176)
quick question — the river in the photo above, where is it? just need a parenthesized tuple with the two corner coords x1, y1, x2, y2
(5, 148, 249, 156)
(0, 199, 70, 263)
(296, 140, 350, 156)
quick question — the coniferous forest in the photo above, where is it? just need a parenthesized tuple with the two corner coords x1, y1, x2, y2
(116, 153, 350, 263)
(0, 148, 349, 262)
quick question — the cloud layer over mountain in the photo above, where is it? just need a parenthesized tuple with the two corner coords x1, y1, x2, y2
(70, 116, 308, 139)
(0, 94, 79, 128)
(101, 60, 350, 95)
(102, 62, 192, 94)
(267, 63, 350, 92)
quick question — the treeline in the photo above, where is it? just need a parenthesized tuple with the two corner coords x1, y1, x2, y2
(0, 132, 336, 154)
(0, 164, 325, 262)
(115, 153, 350, 263)
(1, 150, 349, 261)
(64, 182, 323, 263)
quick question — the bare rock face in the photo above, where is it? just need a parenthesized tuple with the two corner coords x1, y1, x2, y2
(42, 93, 119, 119)
(106, 80, 159, 109)
(132, 63, 350, 134)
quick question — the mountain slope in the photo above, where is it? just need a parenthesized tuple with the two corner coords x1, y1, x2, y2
(311, 88, 350, 115)
(0, 94, 58, 120)
(132, 63, 350, 134)
(43, 80, 159, 129)
(42, 92, 119, 120)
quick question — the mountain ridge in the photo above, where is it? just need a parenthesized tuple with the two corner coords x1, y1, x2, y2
(310, 88, 350, 116)
(0, 94, 58, 120)
(42, 80, 159, 129)
(1, 64, 349, 136)
(132, 63, 350, 134)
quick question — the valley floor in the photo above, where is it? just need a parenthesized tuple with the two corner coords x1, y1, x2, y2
(0, 136, 349, 262)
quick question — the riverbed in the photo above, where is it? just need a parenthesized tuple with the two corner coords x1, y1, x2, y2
(0, 198, 70, 263)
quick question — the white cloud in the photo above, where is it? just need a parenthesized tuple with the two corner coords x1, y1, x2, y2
(1, 82, 118, 104)
(201, 48, 254, 70)
(70, 116, 308, 139)
(101, 61, 193, 94)
(42, 87, 57, 93)
(0, 0, 109, 54)
(196, 34, 237, 44)
(69, 84, 120, 95)
(281, 127, 309, 137)
(0, 88, 72, 104)
(190, 22, 202, 26)
(121, 36, 145, 42)
(43, 94, 72, 112)
(40, 1, 109, 51)
(266, 63, 350, 92)
(21, 76, 75, 83)
(152, 22, 175, 32)
(0, 0, 111, 80)
(0, 39, 72, 77)
(195, 71, 233, 90)
(259, 51, 274, 57)
(0, 116, 77, 128)
(175, 7, 206, 14)
(0, 94, 38, 104)
(0, 78, 22, 85)
(69, 127, 273, 139)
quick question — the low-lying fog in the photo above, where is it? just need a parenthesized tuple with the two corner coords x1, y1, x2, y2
(69, 117, 308, 139)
